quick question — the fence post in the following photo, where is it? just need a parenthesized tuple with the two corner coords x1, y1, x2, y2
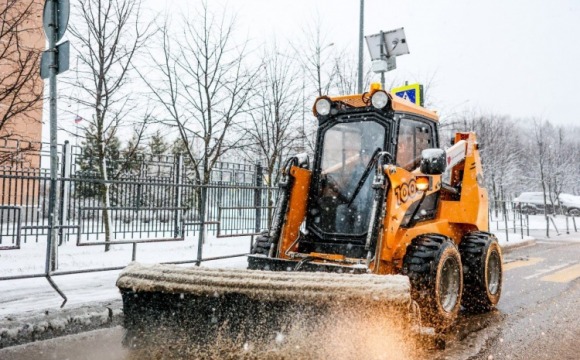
(254, 163, 263, 233)
(45, 147, 60, 271)
(512, 203, 516, 234)
(549, 215, 560, 235)
(526, 214, 530, 236)
(503, 200, 509, 243)
(520, 208, 524, 239)
(173, 154, 183, 238)
(58, 141, 71, 246)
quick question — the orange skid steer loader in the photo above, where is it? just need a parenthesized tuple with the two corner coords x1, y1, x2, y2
(117, 84, 503, 347)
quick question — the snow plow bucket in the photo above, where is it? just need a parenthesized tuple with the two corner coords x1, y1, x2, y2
(117, 262, 413, 349)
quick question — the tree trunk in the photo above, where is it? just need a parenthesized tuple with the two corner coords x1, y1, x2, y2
(99, 149, 112, 252)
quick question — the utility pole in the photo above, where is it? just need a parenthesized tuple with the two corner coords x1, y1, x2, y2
(357, 0, 364, 93)
(41, 0, 70, 272)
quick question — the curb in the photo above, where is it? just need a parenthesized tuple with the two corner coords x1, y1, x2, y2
(0, 300, 123, 349)
(501, 239, 536, 253)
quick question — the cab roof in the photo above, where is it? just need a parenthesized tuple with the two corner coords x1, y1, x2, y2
(318, 84, 439, 122)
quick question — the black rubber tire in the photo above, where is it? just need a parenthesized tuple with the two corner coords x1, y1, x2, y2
(402, 234, 463, 331)
(251, 231, 274, 255)
(567, 208, 580, 217)
(459, 231, 503, 313)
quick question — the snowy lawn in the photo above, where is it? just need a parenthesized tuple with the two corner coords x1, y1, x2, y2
(0, 232, 251, 316)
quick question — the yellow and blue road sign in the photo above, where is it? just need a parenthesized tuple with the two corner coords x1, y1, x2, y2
(391, 83, 424, 107)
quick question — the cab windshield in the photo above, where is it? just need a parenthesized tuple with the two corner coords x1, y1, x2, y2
(311, 121, 386, 236)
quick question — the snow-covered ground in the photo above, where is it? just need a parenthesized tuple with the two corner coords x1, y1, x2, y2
(1, 213, 578, 318)
(490, 213, 579, 243)
(0, 233, 250, 317)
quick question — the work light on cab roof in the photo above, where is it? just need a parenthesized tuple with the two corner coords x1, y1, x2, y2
(312, 82, 392, 118)
(314, 96, 332, 116)
(371, 90, 389, 109)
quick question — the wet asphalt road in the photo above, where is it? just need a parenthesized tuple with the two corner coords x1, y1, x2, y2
(467, 234, 580, 360)
(1, 233, 579, 359)
(440, 232, 580, 360)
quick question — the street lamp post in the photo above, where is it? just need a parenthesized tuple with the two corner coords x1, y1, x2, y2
(357, 0, 364, 93)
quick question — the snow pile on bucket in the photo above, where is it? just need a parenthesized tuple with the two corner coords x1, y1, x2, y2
(116, 262, 412, 306)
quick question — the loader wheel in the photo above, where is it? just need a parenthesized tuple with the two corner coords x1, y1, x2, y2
(252, 231, 274, 256)
(459, 232, 503, 313)
(402, 234, 463, 331)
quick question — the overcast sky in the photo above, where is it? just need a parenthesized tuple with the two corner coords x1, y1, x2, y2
(49, 0, 578, 143)
(155, 0, 578, 126)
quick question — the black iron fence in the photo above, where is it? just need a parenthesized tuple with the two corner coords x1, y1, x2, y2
(1, 138, 577, 304)
(488, 199, 578, 242)
(0, 139, 278, 304)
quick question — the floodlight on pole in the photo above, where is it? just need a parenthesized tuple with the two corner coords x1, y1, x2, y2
(365, 27, 409, 89)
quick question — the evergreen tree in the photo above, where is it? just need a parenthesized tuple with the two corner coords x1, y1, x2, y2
(75, 125, 121, 199)
(149, 130, 169, 155)
(120, 130, 146, 175)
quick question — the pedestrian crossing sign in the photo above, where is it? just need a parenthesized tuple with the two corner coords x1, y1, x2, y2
(391, 83, 424, 107)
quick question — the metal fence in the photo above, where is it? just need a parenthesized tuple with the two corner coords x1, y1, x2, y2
(488, 199, 578, 241)
(1, 140, 276, 243)
(1, 138, 577, 304)
(0, 139, 278, 304)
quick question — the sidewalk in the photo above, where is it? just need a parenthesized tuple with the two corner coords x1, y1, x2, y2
(0, 256, 247, 348)
(494, 231, 536, 252)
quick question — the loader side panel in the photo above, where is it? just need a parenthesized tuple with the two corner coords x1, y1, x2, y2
(439, 133, 488, 231)
(378, 166, 443, 268)
(277, 166, 311, 259)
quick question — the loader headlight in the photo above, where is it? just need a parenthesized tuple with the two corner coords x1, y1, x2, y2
(314, 97, 332, 116)
(371, 90, 389, 110)
(416, 176, 431, 191)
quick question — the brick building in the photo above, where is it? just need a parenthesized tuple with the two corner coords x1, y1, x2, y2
(0, 0, 44, 214)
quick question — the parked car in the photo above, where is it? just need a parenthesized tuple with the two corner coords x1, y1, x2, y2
(513, 192, 580, 216)
(558, 193, 580, 216)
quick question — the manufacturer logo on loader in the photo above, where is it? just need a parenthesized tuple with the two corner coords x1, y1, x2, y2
(395, 179, 418, 205)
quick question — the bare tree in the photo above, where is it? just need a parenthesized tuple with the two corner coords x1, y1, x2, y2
(0, 0, 43, 142)
(241, 44, 303, 183)
(330, 49, 375, 96)
(67, 0, 153, 251)
(291, 16, 336, 98)
(539, 125, 579, 212)
(409, 70, 439, 109)
(526, 118, 554, 235)
(141, 3, 256, 186)
(469, 113, 522, 211)
(236, 43, 304, 224)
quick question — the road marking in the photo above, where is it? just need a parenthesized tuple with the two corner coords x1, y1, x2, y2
(503, 257, 544, 271)
(536, 240, 578, 245)
(541, 263, 580, 283)
(524, 262, 572, 279)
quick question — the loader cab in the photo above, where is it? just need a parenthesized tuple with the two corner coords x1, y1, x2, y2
(299, 91, 439, 259)
(395, 115, 439, 171)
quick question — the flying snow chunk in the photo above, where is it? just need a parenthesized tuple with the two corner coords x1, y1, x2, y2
(275, 332, 285, 344)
